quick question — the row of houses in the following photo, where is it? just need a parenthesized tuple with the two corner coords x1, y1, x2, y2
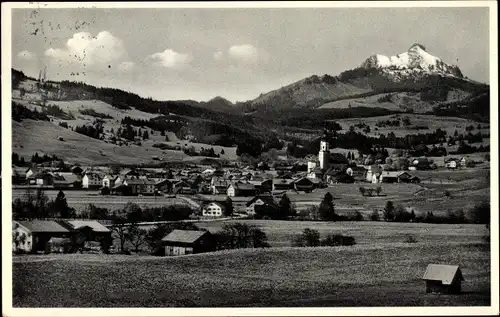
(12, 219, 111, 253)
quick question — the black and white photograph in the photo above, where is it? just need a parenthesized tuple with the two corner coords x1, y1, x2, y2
(2, 1, 498, 315)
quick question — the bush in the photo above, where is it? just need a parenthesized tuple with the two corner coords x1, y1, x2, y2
(292, 228, 320, 247)
(405, 234, 418, 244)
(370, 210, 380, 221)
(468, 201, 490, 224)
(321, 234, 356, 246)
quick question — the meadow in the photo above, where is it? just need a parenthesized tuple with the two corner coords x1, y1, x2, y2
(13, 238, 490, 307)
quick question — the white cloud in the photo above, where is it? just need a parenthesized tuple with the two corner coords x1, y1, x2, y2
(147, 49, 191, 69)
(44, 31, 126, 66)
(213, 50, 223, 61)
(228, 44, 259, 64)
(117, 61, 135, 72)
(17, 50, 36, 60)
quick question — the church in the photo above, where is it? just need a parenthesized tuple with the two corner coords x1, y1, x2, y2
(307, 129, 331, 179)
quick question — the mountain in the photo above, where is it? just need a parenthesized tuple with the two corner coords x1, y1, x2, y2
(360, 43, 463, 80)
(196, 96, 235, 113)
(247, 43, 488, 114)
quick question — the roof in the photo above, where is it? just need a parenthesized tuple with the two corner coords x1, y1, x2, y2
(273, 178, 295, 185)
(67, 220, 110, 233)
(16, 220, 70, 233)
(12, 167, 27, 177)
(422, 264, 464, 285)
(380, 171, 404, 178)
(233, 182, 256, 191)
(161, 229, 208, 244)
(246, 195, 278, 207)
(125, 179, 145, 185)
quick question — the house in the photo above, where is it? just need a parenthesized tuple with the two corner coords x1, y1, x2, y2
(12, 166, 27, 184)
(422, 264, 464, 294)
(172, 180, 192, 194)
(12, 220, 72, 253)
(248, 179, 273, 193)
(460, 156, 474, 167)
(445, 158, 459, 169)
(227, 182, 257, 197)
(307, 167, 324, 179)
(70, 165, 83, 175)
(211, 177, 230, 195)
(294, 177, 315, 192)
(379, 171, 412, 183)
(34, 172, 54, 186)
(25, 167, 38, 179)
(272, 178, 295, 191)
(155, 179, 173, 193)
(161, 230, 216, 256)
(82, 172, 102, 189)
(328, 171, 355, 184)
(65, 220, 112, 242)
(119, 168, 139, 178)
(123, 179, 155, 195)
(411, 157, 432, 170)
(102, 175, 118, 188)
(202, 202, 225, 217)
(366, 165, 382, 183)
(245, 195, 278, 216)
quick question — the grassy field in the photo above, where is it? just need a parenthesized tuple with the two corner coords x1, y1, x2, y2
(13, 239, 490, 307)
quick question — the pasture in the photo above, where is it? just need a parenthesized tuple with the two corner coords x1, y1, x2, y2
(13, 237, 490, 307)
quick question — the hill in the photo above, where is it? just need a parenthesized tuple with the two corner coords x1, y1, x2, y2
(13, 236, 489, 307)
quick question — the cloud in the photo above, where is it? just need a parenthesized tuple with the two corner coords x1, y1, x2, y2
(228, 44, 259, 64)
(44, 31, 126, 66)
(213, 50, 223, 61)
(146, 49, 191, 69)
(17, 50, 36, 60)
(117, 61, 135, 72)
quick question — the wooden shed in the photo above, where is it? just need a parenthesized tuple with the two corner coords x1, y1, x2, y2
(422, 264, 464, 294)
(161, 230, 216, 256)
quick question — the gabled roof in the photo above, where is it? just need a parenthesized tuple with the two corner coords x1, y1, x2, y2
(16, 220, 70, 233)
(161, 229, 208, 244)
(422, 264, 464, 285)
(273, 178, 295, 185)
(233, 182, 256, 191)
(246, 195, 278, 207)
(67, 220, 110, 233)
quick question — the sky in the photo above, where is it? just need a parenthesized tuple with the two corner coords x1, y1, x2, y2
(11, 6, 490, 102)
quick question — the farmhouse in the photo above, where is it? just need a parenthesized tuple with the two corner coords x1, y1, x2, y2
(423, 264, 464, 294)
(379, 171, 412, 183)
(411, 157, 432, 170)
(123, 179, 156, 195)
(273, 178, 295, 191)
(307, 167, 324, 180)
(102, 175, 118, 188)
(366, 165, 382, 183)
(248, 178, 273, 193)
(294, 177, 315, 192)
(202, 202, 225, 217)
(445, 158, 459, 169)
(155, 179, 173, 193)
(211, 177, 230, 195)
(82, 172, 102, 189)
(227, 182, 257, 197)
(161, 230, 216, 256)
(246, 195, 278, 216)
(33, 172, 54, 186)
(12, 166, 27, 184)
(13, 220, 71, 253)
(64, 220, 112, 242)
(327, 171, 354, 184)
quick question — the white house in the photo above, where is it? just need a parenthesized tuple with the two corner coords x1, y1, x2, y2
(102, 175, 117, 188)
(202, 202, 224, 217)
(82, 173, 102, 188)
(445, 159, 458, 169)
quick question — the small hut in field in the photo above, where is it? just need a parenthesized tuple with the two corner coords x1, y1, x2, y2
(422, 264, 464, 294)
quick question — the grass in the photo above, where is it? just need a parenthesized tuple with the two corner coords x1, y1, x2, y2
(13, 241, 490, 307)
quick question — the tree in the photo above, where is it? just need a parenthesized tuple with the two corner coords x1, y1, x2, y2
(370, 209, 380, 221)
(319, 192, 336, 221)
(292, 228, 320, 247)
(224, 197, 233, 217)
(220, 149, 225, 155)
(366, 188, 374, 197)
(277, 194, 293, 219)
(215, 223, 270, 250)
(52, 190, 73, 218)
(383, 201, 395, 221)
(110, 212, 128, 252)
(126, 224, 147, 253)
(375, 186, 382, 196)
(468, 201, 490, 224)
(12, 230, 27, 252)
(143, 130, 149, 140)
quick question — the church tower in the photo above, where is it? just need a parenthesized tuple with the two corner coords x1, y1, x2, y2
(319, 129, 330, 170)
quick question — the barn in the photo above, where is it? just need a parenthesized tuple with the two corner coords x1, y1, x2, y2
(161, 230, 216, 256)
(422, 264, 464, 294)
